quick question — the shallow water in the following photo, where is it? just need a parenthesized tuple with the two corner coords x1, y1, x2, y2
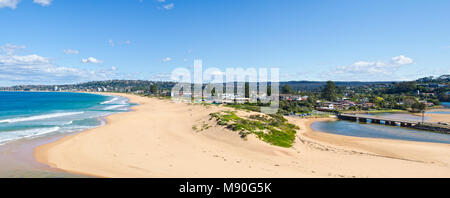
(311, 119, 450, 144)
(0, 131, 91, 178)
(368, 113, 429, 122)
(428, 111, 450, 114)
(441, 102, 450, 108)
(0, 92, 131, 145)
(0, 92, 131, 178)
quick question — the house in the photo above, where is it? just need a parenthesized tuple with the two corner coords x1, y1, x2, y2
(234, 97, 250, 103)
(299, 96, 309, 101)
(280, 94, 309, 101)
(363, 102, 375, 109)
(421, 93, 435, 97)
(316, 102, 337, 111)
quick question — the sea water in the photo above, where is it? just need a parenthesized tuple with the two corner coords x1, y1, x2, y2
(0, 92, 132, 145)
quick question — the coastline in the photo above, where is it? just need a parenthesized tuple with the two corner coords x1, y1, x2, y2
(34, 93, 450, 178)
(0, 132, 91, 178)
(0, 91, 130, 177)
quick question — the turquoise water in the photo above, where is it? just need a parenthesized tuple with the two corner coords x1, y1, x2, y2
(0, 92, 131, 145)
(312, 104, 450, 144)
(311, 119, 450, 144)
(428, 111, 450, 114)
(429, 102, 450, 114)
(442, 102, 450, 108)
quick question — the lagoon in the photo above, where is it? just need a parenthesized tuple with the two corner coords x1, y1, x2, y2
(311, 115, 450, 144)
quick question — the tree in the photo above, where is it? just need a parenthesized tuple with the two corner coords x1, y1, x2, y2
(150, 84, 158, 94)
(411, 102, 427, 123)
(403, 96, 417, 107)
(211, 87, 216, 96)
(245, 82, 249, 98)
(322, 81, 337, 101)
(281, 85, 293, 94)
(374, 97, 385, 108)
(411, 102, 426, 112)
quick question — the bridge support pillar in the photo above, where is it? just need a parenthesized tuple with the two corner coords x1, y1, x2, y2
(372, 119, 380, 124)
(359, 118, 367, 123)
(391, 121, 397, 126)
(346, 117, 356, 122)
(384, 121, 390, 125)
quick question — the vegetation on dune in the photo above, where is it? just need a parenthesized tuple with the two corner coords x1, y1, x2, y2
(226, 103, 263, 112)
(192, 121, 212, 133)
(209, 111, 299, 148)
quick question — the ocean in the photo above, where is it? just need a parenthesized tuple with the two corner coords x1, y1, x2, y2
(0, 92, 131, 145)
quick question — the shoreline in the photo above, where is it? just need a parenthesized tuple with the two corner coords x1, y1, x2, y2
(33, 92, 137, 178)
(0, 130, 90, 178)
(0, 92, 130, 177)
(34, 93, 450, 178)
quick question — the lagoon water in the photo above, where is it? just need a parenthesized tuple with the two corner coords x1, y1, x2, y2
(311, 119, 450, 144)
(429, 102, 450, 114)
(312, 102, 450, 144)
(0, 92, 131, 145)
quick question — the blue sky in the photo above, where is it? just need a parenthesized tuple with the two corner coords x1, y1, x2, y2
(1, 0, 450, 85)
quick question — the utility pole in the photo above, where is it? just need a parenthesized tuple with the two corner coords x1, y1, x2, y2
(422, 94, 427, 124)
(422, 110, 425, 124)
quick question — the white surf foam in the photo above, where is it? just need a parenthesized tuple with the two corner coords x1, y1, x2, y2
(0, 112, 84, 124)
(103, 105, 128, 110)
(0, 126, 61, 145)
(101, 97, 119, 104)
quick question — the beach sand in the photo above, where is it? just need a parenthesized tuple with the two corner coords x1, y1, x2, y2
(34, 93, 450, 178)
(423, 113, 450, 123)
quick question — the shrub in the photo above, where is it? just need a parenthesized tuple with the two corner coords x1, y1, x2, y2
(209, 111, 299, 148)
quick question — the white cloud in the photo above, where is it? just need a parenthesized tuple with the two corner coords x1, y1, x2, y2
(33, 0, 52, 7)
(162, 3, 174, 10)
(81, 57, 103, 64)
(1, 0, 53, 10)
(63, 49, 79, 55)
(149, 72, 172, 81)
(0, 0, 20, 9)
(108, 39, 115, 47)
(162, 57, 172, 62)
(328, 55, 415, 81)
(0, 44, 25, 55)
(0, 44, 118, 85)
(391, 55, 414, 65)
(109, 39, 131, 47)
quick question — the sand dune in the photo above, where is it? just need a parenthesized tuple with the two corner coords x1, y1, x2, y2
(34, 93, 450, 178)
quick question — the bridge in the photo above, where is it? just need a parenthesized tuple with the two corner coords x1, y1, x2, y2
(337, 113, 450, 134)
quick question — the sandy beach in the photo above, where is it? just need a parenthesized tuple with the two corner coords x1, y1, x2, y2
(34, 93, 450, 178)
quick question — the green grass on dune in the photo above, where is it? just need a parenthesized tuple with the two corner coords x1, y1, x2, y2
(209, 111, 299, 148)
